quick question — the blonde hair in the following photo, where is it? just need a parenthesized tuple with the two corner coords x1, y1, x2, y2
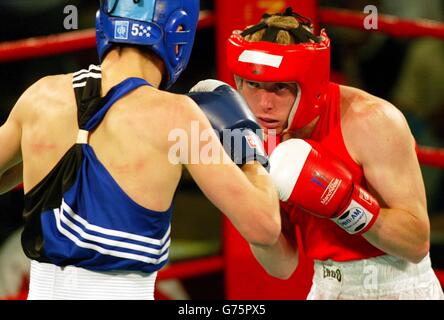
(241, 8, 319, 45)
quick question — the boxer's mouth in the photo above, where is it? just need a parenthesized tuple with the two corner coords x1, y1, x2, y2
(257, 117, 280, 129)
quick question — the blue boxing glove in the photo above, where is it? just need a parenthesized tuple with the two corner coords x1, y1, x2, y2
(188, 80, 269, 170)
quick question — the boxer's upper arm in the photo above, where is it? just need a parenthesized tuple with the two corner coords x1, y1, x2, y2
(0, 76, 47, 190)
(348, 102, 427, 221)
(0, 76, 50, 174)
(0, 104, 23, 194)
(0, 102, 23, 174)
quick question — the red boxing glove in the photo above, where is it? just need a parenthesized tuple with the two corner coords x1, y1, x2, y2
(269, 139, 379, 235)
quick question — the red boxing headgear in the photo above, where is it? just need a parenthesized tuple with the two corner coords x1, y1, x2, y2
(227, 28, 331, 131)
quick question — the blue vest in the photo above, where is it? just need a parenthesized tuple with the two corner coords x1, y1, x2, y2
(22, 65, 172, 273)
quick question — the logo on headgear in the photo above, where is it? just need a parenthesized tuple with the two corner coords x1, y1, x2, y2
(114, 21, 129, 40)
(252, 65, 265, 75)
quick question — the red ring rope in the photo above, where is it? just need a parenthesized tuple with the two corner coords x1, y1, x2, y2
(0, 10, 215, 63)
(319, 8, 444, 39)
(417, 146, 444, 168)
(157, 256, 224, 281)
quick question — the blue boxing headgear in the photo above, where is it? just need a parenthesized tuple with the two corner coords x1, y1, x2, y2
(96, 0, 200, 89)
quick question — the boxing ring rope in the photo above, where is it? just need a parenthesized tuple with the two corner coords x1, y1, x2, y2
(157, 256, 224, 281)
(319, 8, 444, 39)
(1, 8, 443, 63)
(417, 147, 444, 169)
(0, 29, 96, 62)
(0, 7, 443, 295)
(0, 10, 215, 63)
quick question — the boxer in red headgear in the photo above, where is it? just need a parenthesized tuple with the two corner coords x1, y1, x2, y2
(226, 7, 443, 299)
(227, 15, 330, 134)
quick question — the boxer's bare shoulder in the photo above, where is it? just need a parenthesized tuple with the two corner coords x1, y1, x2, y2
(339, 85, 414, 165)
(340, 85, 403, 124)
(12, 74, 76, 131)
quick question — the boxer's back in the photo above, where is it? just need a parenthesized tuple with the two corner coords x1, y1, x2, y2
(20, 72, 183, 212)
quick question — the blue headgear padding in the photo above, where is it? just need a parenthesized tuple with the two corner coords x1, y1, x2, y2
(96, 0, 200, 89)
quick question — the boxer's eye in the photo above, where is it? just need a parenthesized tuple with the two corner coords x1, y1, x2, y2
(274, 83, 291, 92)
(246, 81, 260, 89)
(273, 83, 299, 96)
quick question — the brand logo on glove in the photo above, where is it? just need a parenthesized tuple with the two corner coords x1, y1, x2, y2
(320, 178, 342, 206)
(311, 171, 329, 190)
(337, 207, 367, 233)
(359, 189, 373, 206)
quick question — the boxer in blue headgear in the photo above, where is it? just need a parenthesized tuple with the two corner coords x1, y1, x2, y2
(0, 0, 281, 300)
(96, 0, 199, 88)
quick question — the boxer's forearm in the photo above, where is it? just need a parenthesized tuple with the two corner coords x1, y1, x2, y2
(363, 207, 430, 263)
(0, 163, 23, 194)
(250, 232, 298, 279)
(240, 162, 281, 246)
(241, 162, 276, 198)
(241, 162, 281, 219)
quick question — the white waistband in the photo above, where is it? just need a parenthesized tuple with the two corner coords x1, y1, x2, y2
(313, 254, 435, 288)
(28, 260, 157, 300)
